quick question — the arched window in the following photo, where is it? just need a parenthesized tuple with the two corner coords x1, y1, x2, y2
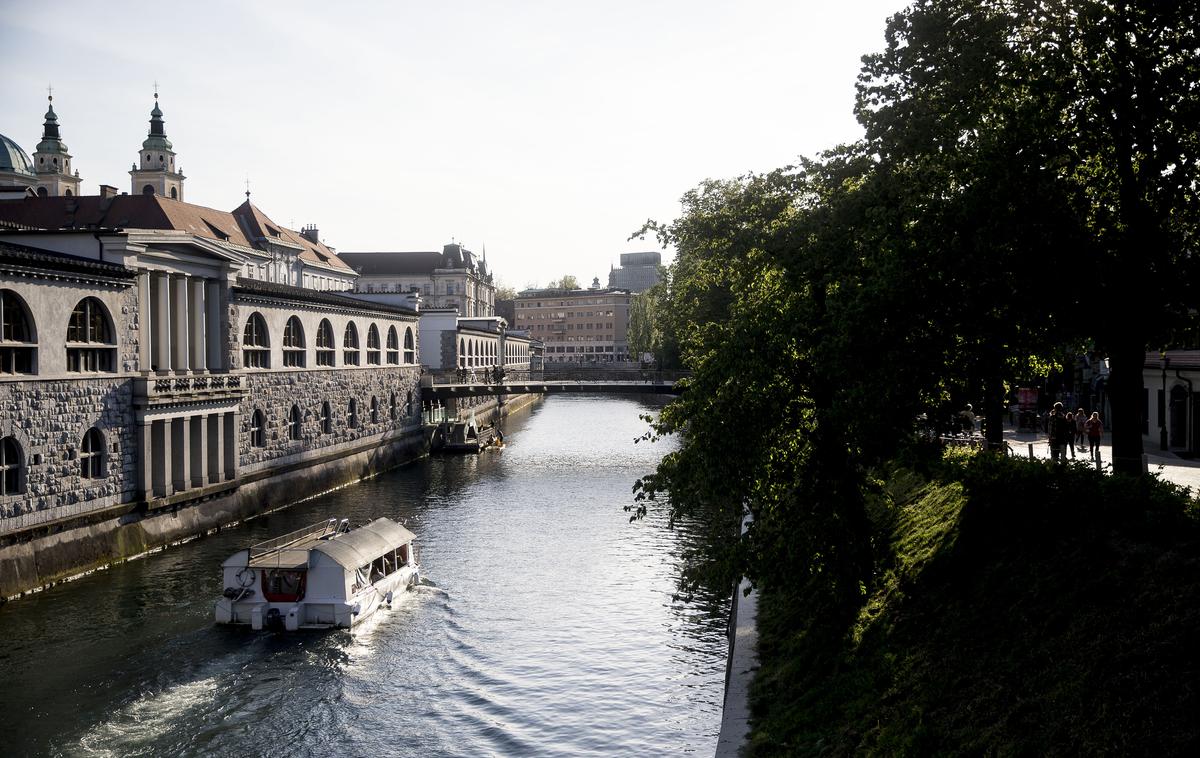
(321, 401, 332, 434)
(390, 392, 397, 420)
(66, 297, 115, 373)
(403, 327, 415, 365)
(80, 427, 105, 478)
(386, 326, 399, 365)
(282, 316, 305, 367)
(343, 322, 360, 366)
(405, 391, 413, 418)
(169, 187, 177, 199)
(366, 324, 381, 365)
(1, 289, 36, 375)
(242, 312, 269, 369)
(370, 396, 379, 424)
(348, 398, 358, 429)
(315, 319, 335, 366)
(288, 405, 302, 440)
(142, 184, 155, 195)
(459, 338, 466, 368)
(250, 409, 266, 448)
(0, 436, 23, 495)
(36, 186, 49, 197)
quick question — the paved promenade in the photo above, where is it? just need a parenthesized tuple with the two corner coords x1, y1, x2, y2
(1002, 426, 1200, 492)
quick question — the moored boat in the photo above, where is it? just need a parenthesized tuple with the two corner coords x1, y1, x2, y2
(214, 517, 420, 631)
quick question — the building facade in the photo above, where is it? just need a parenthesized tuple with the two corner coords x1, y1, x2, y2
(512, 287, 631, 363)
(341, 245, 496, 317)
(607, 251, 662, 293)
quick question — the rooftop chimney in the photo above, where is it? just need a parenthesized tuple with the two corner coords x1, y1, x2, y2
(300, 224, 319, 243)
(99, 184, 118, 199)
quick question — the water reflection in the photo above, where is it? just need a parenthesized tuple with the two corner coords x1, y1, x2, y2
(0, 395, 728, 757)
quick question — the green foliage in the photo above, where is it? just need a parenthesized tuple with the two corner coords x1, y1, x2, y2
(750, 458, 1200, 756)
(545, 275, 579, 290)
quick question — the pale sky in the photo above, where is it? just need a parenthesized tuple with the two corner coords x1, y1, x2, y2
(0, 0, 909, 291)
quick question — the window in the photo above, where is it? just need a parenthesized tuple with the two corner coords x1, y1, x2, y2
(371, 396, 379, 424)
(288, 405, 302, 440)
(0, 436, 22, 495)
(66, 298, 115, 373)
(386, 326, 399, 364)
(0, 289, 36, 375)
(403, 327, 415, 364)
(348, 398, 358, 429)
(80, 427, 105, 478)
(366, 324, 381, 365)
(390, 392, 397, 420)
(405, 391, 413, 418)
(282, 316, 305, 367)
(343, 322, 360, 366)
(321, 401, 332, 434)
(315, 319, 335, 366)
(250, 409, 266, 448)
(242, 312, 270, 368)
(459, 338, 466, 368)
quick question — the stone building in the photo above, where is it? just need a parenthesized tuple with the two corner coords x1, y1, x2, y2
(513, 286, 631, 363)
(0, 97, 425, 598)
(340, 245, 496, 317)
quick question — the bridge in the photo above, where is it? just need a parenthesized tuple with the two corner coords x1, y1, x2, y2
(421, 368, 687, 401)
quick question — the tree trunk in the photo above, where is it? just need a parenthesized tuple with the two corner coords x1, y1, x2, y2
(985, 374, 1006, 451)
(1107, 336, 1147, 476)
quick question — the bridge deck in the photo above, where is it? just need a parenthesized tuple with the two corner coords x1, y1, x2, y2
(426, 380, 680, 399)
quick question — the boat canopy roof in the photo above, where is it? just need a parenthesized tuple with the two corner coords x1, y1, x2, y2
(311, 518, 415, 570)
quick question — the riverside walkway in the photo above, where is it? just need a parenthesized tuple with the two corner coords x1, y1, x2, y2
(1002, 426, 1200, 492)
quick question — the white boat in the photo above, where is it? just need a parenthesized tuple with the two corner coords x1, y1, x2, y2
(214, 517, 420, 631)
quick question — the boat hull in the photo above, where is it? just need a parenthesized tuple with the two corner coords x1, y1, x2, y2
(215, 565, 420, 630)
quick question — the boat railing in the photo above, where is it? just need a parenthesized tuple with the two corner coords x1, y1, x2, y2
(249, 518, 341, 560)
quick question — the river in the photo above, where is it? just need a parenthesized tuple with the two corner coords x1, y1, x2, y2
(0, 395, 728, 757)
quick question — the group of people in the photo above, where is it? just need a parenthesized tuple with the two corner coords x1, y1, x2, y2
(1046, 402, 1104, 463)
(455, 365, 507, 384)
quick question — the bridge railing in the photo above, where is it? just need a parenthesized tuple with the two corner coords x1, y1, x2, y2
(541, 364, 691, 383)
(426, 367, 541, 385)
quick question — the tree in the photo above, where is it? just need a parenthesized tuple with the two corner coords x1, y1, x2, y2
(858, 0, 1200, 473)
(494, 284, 517, 301)
(546, 275, 579, 290)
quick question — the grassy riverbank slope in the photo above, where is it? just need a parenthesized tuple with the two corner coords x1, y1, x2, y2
(749, 454, 1200, 755)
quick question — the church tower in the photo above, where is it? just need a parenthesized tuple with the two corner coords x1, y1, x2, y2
(32, 94, 81, 197)
(129, 92, 185, 200)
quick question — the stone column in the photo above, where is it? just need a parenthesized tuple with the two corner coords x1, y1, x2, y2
(137, 271, 151, 371)
(190, 278, 207, 372)
(206, 279, 223, 370)
(190, 413, 207, 488)
(172, 275, 190, 374)
(209, 412, 224, 484)
(224, 411, 238, 481)
(171, 416, 190, 492)
(153, 271, 171, 373)
(154, 418, 172, 498)
(139, 420, 153, 500)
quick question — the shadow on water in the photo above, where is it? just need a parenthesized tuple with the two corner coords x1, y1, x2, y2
(0, 395, 729, 758)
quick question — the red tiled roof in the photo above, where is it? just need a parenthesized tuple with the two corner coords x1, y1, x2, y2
(0, 194, 353, 272)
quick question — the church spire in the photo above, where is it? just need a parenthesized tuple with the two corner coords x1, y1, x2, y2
(130, 86, 185, 200)
(142, 88, 173, 151)
(32, 89, 80, 196)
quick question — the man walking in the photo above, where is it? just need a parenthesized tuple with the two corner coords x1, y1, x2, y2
(1047, 402, 1071, 464)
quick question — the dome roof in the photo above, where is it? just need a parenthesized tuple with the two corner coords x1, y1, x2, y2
(0, 134, 35, 176)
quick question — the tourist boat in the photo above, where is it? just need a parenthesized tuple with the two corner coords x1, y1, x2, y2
(214, 517, 419, 631)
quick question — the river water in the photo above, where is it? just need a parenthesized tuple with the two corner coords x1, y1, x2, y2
(0, 395, 728, 757)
